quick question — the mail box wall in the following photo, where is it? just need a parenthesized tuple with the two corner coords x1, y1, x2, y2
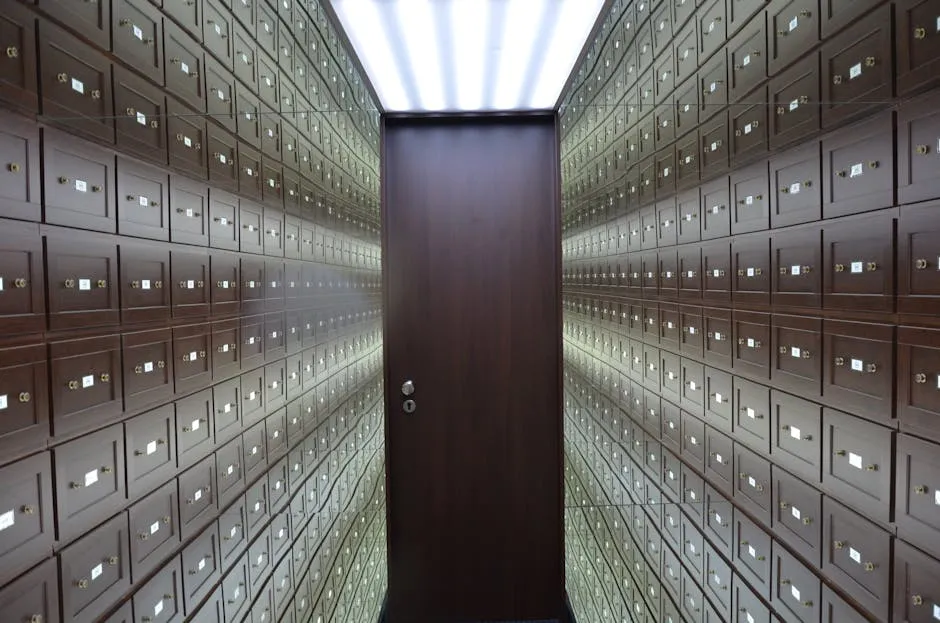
(0, 0, 388, 620)
(560, 1, 940, 623)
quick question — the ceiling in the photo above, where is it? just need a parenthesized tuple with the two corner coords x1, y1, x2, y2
(329, 0, 607, 113)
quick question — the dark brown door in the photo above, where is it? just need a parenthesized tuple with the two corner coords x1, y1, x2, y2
(383, 116, 564, 622)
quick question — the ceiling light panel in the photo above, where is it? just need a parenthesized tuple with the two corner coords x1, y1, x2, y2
(331, 0, 606, 113)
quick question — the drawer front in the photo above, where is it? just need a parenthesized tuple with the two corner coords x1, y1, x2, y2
(165, 22, 206, 112)
(174, 325, 211, 394)
(897, 0, 940, 95)
(170, 176, 209, 246)
(898, 92, 940, 206)
(212, 377, 241, 442)
(0, 4, 37, 111)
(178, 456, 216, 540)
(117, 158, 169, 241)
(702, 243, 732, 301)
(768, 0, 820, 75)
(0, 557, 58, 623)
(218, 497, 247, 567)
(167, 99, 208, 179)
(893, 539, 940, 623)
(42, 133, 115, 234)
(0, 452, 54, 586)
(773, 466, 823, 565)
(127, 479, 179, 579)
(769, 54, 821, 150)
(248, 531, 273, 586)
(703, 543, 732, 619)
(823, 210, 895, 312)
(704, 484, 734, 549)
(821, 496, 892, 621)
(0, 221, 44, 334)
(120, 242, 170, 325)
(176, 389, 213, 468)
(706, 426, 735, 496)
(704, 308, 733, 365)
(728, 17, 768, 103)
(122, 328, 174, 411)
(113, 66, 167, 165)
(705, 367, 734, 432)
(54, 424, 125, 542)
(700, 113, 730, 176)
(820, 5, 893, 127)
(772, 546, 821, 623)
(771, 391, 822, 482)
(131, 560, 182, 623)
(733, 311, 771, 378)
(822, 408, 893, 523)
(772, 315, 823, 396)
(125, 404, 175, 497)
(678, 246, 703, 300)
(733, 233, 772, 302)
(171, 251, 210, 318)
(50, 335, 123, 435)
(215, 436, 245, 507)
(733, 511, 773, 599)
(0, 113, 40, 222)
(823, 321, 895, 422)
(182, 524, 221, 613)
(0, 344, 48, 458)
(735, 444, 772, 523)
(731, 95, 769, 165)
(112, 0, 164, 85)
(59, 513, 130, 623)
(221, 554, 250, 622)
(731, 163, 770, 235)
(206, 126, 238, 191)
(698, 0, 728, 65)
(822, 112, 895, 218)
(900, 328, 940, 441)
(896, 434, 940, 558)
(771, 223, 822, 309)
(209, 191, 240, 251)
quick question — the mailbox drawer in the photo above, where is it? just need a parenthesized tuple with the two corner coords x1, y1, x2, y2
(203, 0, 233, 68)
(822, 112, 895, 218)
(165, 21, 206, 113)
(131, 559, 182, 623)
(209, 190, 239, 251)
(731, 162, 770, 235)
(0, 557, 58, 623)
(38, 21, 114, 143)
(212, 376, 241, 444)
(822, 585, 873, 623)
(209, 251, 239, 319)
(896, 0, 940, 95)
(703, 243, 732, 303)
(771, 390, 822, 482)
(182, 524, 220, 615)
(42, 131, 115, 234)
(166, 98, 208, 180)
(0, 452, 54, 586)
(54, 424, 125, 542)
(0, 221, 44, 335)
(169, 176, 209, 247)
(112, 0, 164, 86)
(769, 54, 820, 151)
(113, 66, 167, 166)
(248, 530, 273, 587)
(822, 408, 893, 523)
(0, 344, 47, 459)
(735, 443, 772, 523)
(733, 310, 771, 379)
(822, 497, 892, 621)
(221, 553, 250, 622)
(735, 579, 771, 623)
(178, 455, 216, 540)
(270, 510, 291, 562)
(127, 479, 179, 581)
(704, 366, 734, 433)
(896, 434, 940, 558)
(680, 358, 705, 416)
(242, 419, 267, 480)
(215, 435, 244, 509)
(733, 511, 773, 600)
(206, 126, 238, 192)
(701, 176, 730, 237)
(211, 317, 240, 381)
(699, 0, 728, 65)
(205, 60, 236, 137)
(823, 320, 894, 423)
(772, 545, 821, 623)
(218, 497, 247, 568)
(772, 228, 822, 310)
(268, 457, 289, 510)
(706, 425, 735, 495)
(898, 92, 940, 206)
(822, 210, 895, 312)
(125, 404, 174, 498)
(171, 249, 210, 318)
(728, 16, 768, 103)
(771, 314, 822, 396)
(173, 324, 211, 395)
(0, 113, 40, 222)
(733, 234, 771, 305)
(117, 157, 169, 241)
(704, 306, 733, 366)
(0, 3, 38, 113)
(899, 327, 940, 442)
(731, 91, 769, 165)
(175, 389, 213, 469)
(119, 241, 170, 325)
(50, 334, 123, 436)
(700, 112, 730, 177)
(894, 537, 940, 623)
(265, 407, 288, 459)
(122, 328, 173, 412)
(705, 484, 734, 550)
(768, 0, 819, 75)
(680, 304, 704, 356)
(704, 542, 733, 619)
(245, 476, 269, 539)
(773, 466, 822, 565)
(678, 245, 703, 301)
(820, 5, 893, 128)
(59, 513, 131, 623)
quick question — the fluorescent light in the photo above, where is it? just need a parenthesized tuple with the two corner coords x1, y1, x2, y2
(331, 1, 411, 110)
(330, 0, 606, 112)
(451, 0, 489, 111)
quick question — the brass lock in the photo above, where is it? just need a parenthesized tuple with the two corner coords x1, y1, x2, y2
(802, 516, 812, 525)
(57, 73, 68, 83)
(100, 373, 111, 382)
(915, 258, 930, 269)
(916, 144, 930, 155)
(68, 380, 80, 390)
(64, 278, 76, 288)
(834, 540, 845, 549)
(915, 373, 928, 384)
(833, 74, 843, 85)
(6, 46, 18, 58)
(863, 561, 876, 572)
(7, 162, 20, 173)
(834, 263, 846, 272)
(21, 504, 34, 514)
(915, 485, 929, 494)
(913, 594, 924, 606)
(14, 278, 27, 288)
(97, 279, 107, 288)
(76, 579, 89, 589)
(19, 392, 30, 402)
(865, 56, 876, 67)
(914, 27, 927, 39)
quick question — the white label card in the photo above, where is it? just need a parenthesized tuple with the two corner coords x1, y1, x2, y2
(849, 63, 862, 79)
(230, 526, 238, 538)
(184, 136, 192, 148)
(789, 16, 799, 31)
(690, 490, 696, 500)
(715, 453, 723, 464)
(194, 488, 202, 501)
(227, 464, 234, 475)
(792, 347, 802, 358)
(748, 545, 757, 559)
(743, 55, 751, 67)
(82, 374, 94, 388)
(136, 111, 146, 125)
(790, 425, 802, 440)
(851, 163, 864, 177)
(935, 490, 940, 506)
(133, 25, 143, 40)
(849, 452, 863, 469)
(144, 361, 154, 373)
(154, 601, 163, 616)
(689, 381, 697, 390)
(849, 547, 861, 563)
(180, 61, 190, 74)
(0, 509, 15, 531)
(746, 407, 756, 418)
(790, 182, 802, 194)
(79, 278, 91, 291)
(791, 506, 801, 520)
(146, 440, 157, 455)
(141, 280, 151, 290)
(851, 358, 864, 372)
(71, 78, 84, 94)
(791, 585, 801, 601)
(851, 261, 864, 273)
(715, 393, 723, 403)
(747, 337, 756, 347)
(91, 563, 103, 581)
(933, 604, 940, 621)
(0, 395, 6, 411)
(150, 521, 160, 535)
(714, 512, 722, 524)
(747, 267, 755, 277)
(789, 99, 800, 112)
(223, 403, 231, 413)
(747, 613, 755, 623)
(745, 123, 753, 135)
(748, 476, 757, 488)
